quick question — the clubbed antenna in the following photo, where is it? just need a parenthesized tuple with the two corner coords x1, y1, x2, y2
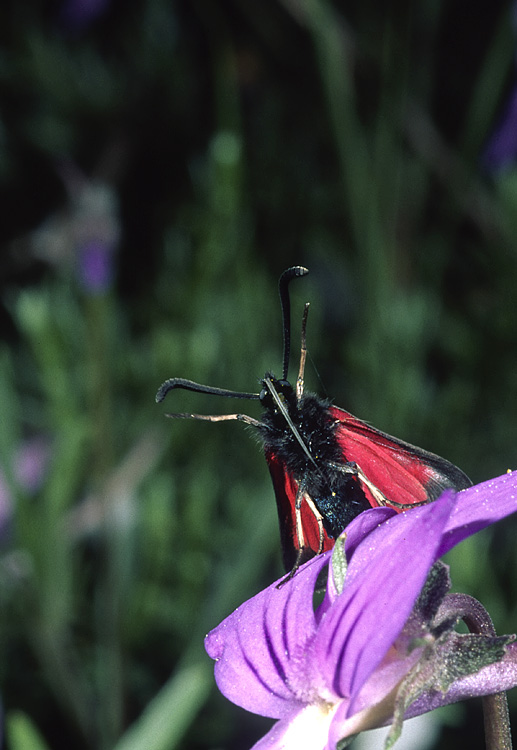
(155, 378, 259, 404)
(278, 266, 309, 381)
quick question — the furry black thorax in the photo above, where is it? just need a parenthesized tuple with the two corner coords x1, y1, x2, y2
(258, 376, 370, 536)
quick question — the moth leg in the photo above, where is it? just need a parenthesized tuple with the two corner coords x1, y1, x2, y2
(328, 460, 390, 507)
(328, 460, 429, 509)
(351, 463, 391, 507)
(278, 485, 322, 586)
(294, 484, 307, 553)
(294, 485, 325, 555)
(345, 462, 429, 509)
(303, 493, 326, 554)
(164, 412, 263, 428)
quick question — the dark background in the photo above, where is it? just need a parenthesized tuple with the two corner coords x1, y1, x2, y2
(1, 1, 517, 748)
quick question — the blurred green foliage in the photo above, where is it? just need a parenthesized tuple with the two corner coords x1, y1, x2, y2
(0, 1, 517, 748)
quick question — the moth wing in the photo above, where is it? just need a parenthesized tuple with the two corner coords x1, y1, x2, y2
(264, 448, 334, 571)
(329, 405, 471, 508)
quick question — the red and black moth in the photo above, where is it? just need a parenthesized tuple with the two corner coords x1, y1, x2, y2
(156, 266, 471, 576)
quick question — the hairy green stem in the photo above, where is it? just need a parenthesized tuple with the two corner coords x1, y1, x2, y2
(446, 593, 512, 750)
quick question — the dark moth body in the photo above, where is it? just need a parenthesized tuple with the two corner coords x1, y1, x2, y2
(257, 372, 471, 571)
(156, 266, 471, 577)
(259, 380, 371, 541)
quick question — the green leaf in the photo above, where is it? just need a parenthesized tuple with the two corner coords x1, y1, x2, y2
(6, 711, 51, 750)
(112, 662, 212, 750)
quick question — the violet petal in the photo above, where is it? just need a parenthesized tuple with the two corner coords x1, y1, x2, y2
(315, 492, 457, 711)
(437, 471, 517, 557)
(344, 507, 396, 563)
(205, 554, 329, 718)
(482, 87, 517, 172)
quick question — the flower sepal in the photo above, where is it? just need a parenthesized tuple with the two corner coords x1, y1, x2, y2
(385, 562, 515, 749)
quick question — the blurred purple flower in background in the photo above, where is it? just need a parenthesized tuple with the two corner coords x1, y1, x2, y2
(482, 5, 517, 172)
(0, 478, 12, 541)
(0, 438, 50, 541)
(59, 0, 111, 32)
(483, 87, 517, 172)
(206, 472, 517, 749)
(78, 239, 115, 294)
(15, 438, 51, 492)
(32, 163, 120, 295)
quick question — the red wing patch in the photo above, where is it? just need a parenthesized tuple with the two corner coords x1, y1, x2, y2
(265, 449, 334, 569)
(329, 406, 470, 508)
(264, 406, 471, 571)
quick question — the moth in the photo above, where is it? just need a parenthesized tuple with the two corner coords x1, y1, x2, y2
(156, 267, 471, 575)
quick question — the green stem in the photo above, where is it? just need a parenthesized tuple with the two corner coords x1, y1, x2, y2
(85, 294, 123, 748)
(446, 593, 513, 750)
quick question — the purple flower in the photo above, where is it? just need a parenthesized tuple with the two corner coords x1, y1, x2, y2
(482, 7, 517, 172)
(15, 438, 51, 493)
(483, 86, 517, 172)
(0, 438, 50, 542)
(59, 0, 111, 33)
(71, 180, 120, 295)
(205, 472, 517, 749)
(32, 164, 120, 296)
(78, 239, 114, 294)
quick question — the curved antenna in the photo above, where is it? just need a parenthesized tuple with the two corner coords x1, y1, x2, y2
(156, 378, 260, 404)
(279, 266, 309, 380)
